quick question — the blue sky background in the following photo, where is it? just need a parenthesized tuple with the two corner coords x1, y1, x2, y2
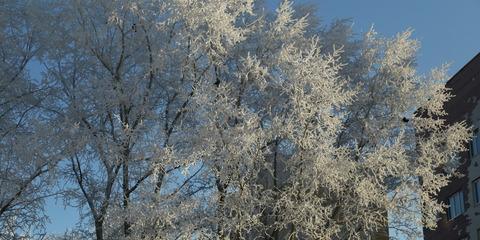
(44, 0, 480, 236)
(306, 0, 480, 76)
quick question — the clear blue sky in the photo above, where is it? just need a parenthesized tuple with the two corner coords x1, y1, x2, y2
(45, 0, 480, 235)
(306, 0, 480, 76)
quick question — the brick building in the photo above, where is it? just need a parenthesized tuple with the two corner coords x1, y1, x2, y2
(424, 53, 480, 240)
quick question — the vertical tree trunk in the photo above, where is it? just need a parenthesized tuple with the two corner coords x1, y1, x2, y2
(122, 145, 131, 237)
(123, 167, 130, 237)
(94, 218, 104, 240)
(216, 178, 227, 239)
(270, 140, 280, 240)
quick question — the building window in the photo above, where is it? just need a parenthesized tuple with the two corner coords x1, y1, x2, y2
(447, 191, 465, 220)
(474, 178, 480, 205)
(477, 228, 480, 240)
(470, 130, 480, 157)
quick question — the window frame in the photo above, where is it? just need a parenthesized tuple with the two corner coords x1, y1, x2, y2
(471, 129, 480, 157)
(473, 177, 480, 205)
(447, 190, 465, 220)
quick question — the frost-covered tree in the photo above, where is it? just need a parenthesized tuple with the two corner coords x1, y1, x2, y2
(38, 0, 234, 239)
(0, 1, 60, 239)
(167, 2, 468, 239)
(165, 1, 468, 239)
(3, 0, 470, 239)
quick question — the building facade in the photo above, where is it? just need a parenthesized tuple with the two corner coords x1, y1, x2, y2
(424, 53, 480, 240)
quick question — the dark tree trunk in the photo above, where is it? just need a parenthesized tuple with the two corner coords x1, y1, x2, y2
(94, 218, 104, 240)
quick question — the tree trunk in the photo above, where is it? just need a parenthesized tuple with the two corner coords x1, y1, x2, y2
(216, 178, 227, 239)
(122, 145, 131, 237)
(94, 218, 104, 240)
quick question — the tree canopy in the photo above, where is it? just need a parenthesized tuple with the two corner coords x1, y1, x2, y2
(0, 0, 470, 239)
